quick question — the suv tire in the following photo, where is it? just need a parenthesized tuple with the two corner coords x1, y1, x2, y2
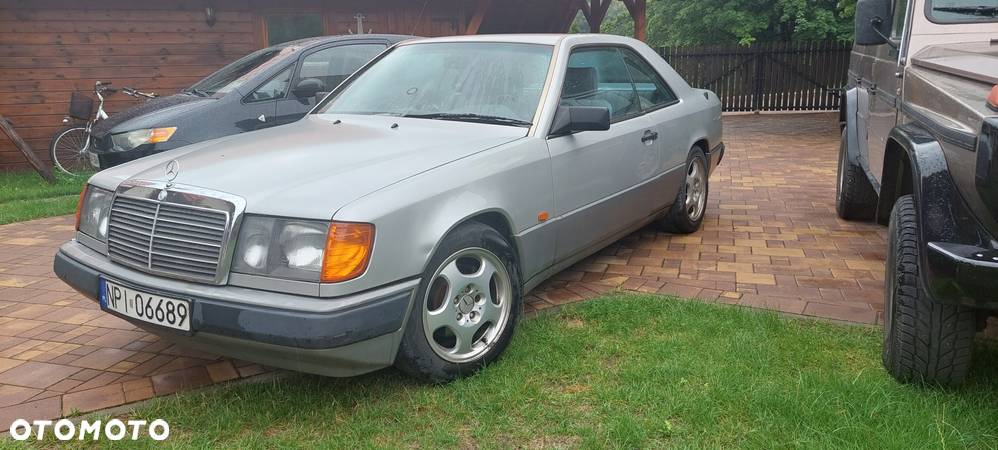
(883, 195, 976, 386)
(395, 222, 521, 383)
(836, 129, 877, 221)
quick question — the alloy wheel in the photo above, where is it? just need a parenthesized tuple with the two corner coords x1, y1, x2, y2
(422, 247, 512, 363)
(684, 158, 707, 222)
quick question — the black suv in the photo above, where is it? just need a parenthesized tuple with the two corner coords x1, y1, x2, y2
(839, 0, 998, 385)
(92, 34, 411, 168)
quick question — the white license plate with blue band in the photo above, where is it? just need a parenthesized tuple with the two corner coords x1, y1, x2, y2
(99, 278, 191, 331)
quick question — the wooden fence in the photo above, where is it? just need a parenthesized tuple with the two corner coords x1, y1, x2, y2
(657, 40, 852, 112)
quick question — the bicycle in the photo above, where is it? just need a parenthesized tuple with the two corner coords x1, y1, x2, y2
(50, 81, 157, 176)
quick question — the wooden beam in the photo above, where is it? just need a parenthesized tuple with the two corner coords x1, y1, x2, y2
(465, 0, 492, 35)
(0, 116, 55, 183)
(556, 0, 586, 32)
(579, 0, 592, 24)
(621, 0, 647, 41)
(586, 0, 611, 33)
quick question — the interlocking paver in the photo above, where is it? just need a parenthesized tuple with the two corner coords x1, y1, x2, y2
(0, 113, 904, 424)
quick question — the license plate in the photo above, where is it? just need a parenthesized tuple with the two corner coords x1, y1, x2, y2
(87, 151, 99, 168)
(99, 278, 191, 331)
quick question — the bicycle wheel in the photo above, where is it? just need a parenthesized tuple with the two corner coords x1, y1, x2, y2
(50, 126, 93, 176)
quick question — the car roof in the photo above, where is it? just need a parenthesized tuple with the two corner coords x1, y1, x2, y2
(269, 34, 415, 52)
(402, 34, 567, 46)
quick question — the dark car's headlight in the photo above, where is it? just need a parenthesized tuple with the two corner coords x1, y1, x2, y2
(111, 127, 177, 151)
(232, 216, 374, 283)
(75, 185, 113, 243)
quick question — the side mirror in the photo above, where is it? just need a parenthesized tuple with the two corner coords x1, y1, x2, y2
(292, 78, 325, 99)
(855, 0, 893, 46)
(549, 106, 611, 136)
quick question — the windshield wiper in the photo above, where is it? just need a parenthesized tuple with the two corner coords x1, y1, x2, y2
(182, 88, 210, 97)
(403, 113, 532, 127)
(933, 5, 998, 16)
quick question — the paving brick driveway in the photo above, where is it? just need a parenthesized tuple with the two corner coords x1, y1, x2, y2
(0, 112, 889, 424)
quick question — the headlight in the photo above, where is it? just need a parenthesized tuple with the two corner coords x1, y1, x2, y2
(75, 185, 113, 243)
(111, 127, 177, 151)
(233, 217, 373, 283)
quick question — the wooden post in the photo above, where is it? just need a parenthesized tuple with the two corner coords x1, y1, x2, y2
(465, 0, 492, 35)
(621, 0, 647, 41)
(582, 0, 611, 33)
(0, 116, 56, 183)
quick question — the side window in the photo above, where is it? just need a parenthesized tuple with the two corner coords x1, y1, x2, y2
(299, 44, 387, 93)
(248, 66, 293, 102)
(620, 48, 678, 110)
(891, 0, 909, 39)
(561, 47, 641, 122)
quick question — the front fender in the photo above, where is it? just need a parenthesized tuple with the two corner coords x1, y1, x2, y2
(330, 138, 556, 296)
(886, 124, 997, 306)
(841, 87, 876, 191)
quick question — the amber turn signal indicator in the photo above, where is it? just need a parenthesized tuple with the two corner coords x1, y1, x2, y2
(74, 185, 88, 231)
(149, 127, 177, 143)
(321, 222, 375, 283)
(537, 211, 549, 222)
(988, 85, 998, 111)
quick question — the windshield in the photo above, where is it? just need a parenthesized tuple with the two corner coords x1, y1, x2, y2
(928, 0, 998, 23)
(189, 46, 298, 96)
(320, 42, 554, 126)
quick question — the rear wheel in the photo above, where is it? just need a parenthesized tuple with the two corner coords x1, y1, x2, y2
(882, 195, 976, 386)
(50, 126, 93, 176)
(395, 222, 521, 382)
(658, 147, 708, 234)
(836, 129, 877, 221)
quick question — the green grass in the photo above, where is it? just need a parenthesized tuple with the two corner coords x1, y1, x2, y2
(0, 170, 91, 225)
(22, 294, 998, 448)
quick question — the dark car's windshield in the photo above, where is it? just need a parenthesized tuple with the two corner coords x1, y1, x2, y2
(929, 0, 998, 23)
(320, 42, 554, 127)
(189, 46, 299, 96)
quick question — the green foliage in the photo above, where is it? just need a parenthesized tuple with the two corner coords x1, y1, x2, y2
(597, 0, 857, 46)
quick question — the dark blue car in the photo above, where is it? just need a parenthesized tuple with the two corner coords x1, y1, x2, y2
(92, 34, 411, 168)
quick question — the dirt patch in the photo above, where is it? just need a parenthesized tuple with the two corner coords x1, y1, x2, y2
(523, 435, 582, 449)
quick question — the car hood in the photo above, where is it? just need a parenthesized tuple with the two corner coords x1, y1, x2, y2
(911, 41, 998, 86)
(91, 114, 529, 220)
(92, 94, 216, 137)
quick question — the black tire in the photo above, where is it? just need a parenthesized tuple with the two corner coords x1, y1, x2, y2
(395, 222, 522, 383)
(658, 147, 709, 234)
(50, 126, 92, 176)
(882, 195, 977, 386)
(836, 129, 877, 221)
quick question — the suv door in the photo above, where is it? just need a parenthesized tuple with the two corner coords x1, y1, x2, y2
(274, 42, 387, 125)
(548, 46, 658, 261)
(237, 65, 294, 131)
(865, 0, 911, 183)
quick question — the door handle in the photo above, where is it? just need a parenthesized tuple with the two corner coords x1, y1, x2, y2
(641, 130, 658, 143)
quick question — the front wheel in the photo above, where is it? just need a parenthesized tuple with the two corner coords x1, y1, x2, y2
(50, 126, 93, 176)
(395, 222, 521, 382)
(882, 195, 976, 386)
(657, 147, 709, 234)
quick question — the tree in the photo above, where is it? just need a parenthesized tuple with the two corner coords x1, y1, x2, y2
(596, 0, 856, 46)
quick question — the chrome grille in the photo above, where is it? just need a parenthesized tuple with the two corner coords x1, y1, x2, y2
(107, 196, 229, 283)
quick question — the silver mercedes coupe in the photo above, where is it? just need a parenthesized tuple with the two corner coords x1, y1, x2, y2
(55, 34, 723, 382)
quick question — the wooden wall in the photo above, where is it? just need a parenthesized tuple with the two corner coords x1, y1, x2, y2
(0, 0, 575, 171)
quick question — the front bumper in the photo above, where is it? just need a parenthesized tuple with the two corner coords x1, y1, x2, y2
(54, 240, 416, 377)
(925, 242, 998, 310)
